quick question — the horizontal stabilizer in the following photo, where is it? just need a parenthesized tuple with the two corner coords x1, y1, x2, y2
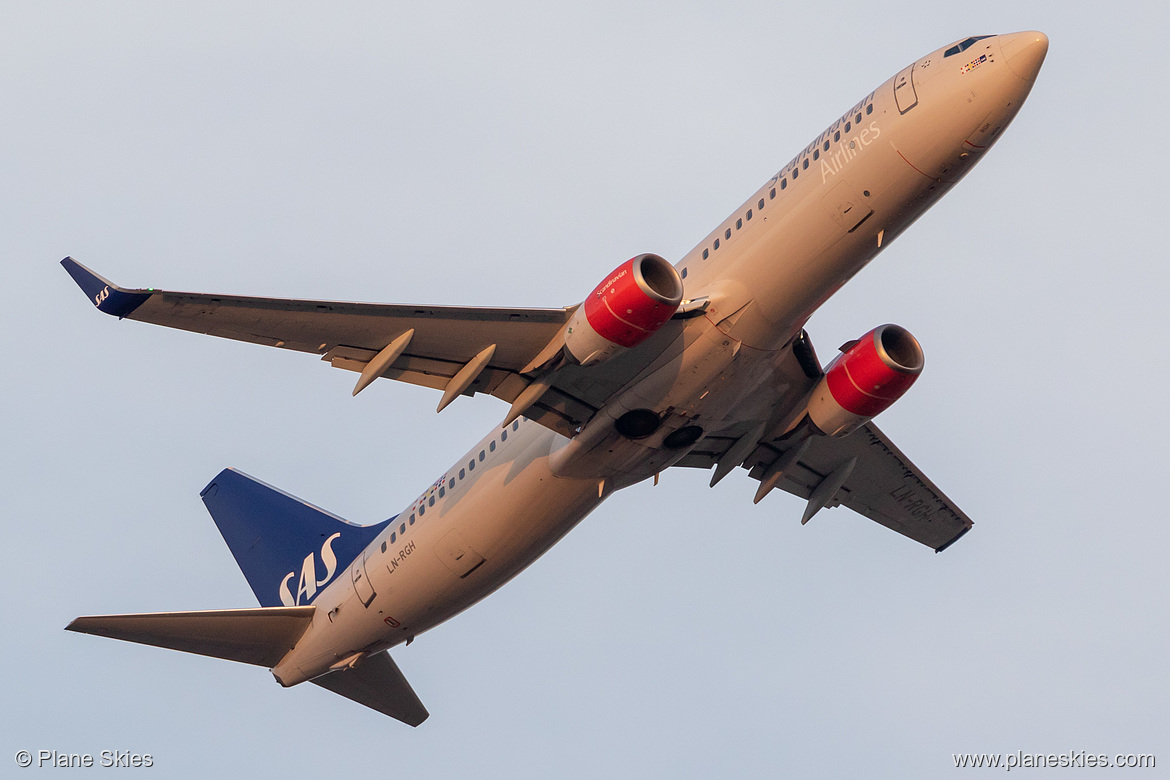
(311, 651, 429, 726)
(66, 606, 316, 668)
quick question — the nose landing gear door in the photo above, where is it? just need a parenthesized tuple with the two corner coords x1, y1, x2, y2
(893, 63, 919, 114)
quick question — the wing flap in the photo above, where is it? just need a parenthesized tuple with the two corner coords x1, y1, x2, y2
(65, 606, 316, 667)
(324, 345, 527, 398)
(311, 651, 429, 726)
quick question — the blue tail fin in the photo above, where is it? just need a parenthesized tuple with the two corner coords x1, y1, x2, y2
(201, 469, 391, 608)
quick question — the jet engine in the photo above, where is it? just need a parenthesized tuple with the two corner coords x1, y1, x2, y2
(806, 324, 924, 437)
(563, 254, 684, 366)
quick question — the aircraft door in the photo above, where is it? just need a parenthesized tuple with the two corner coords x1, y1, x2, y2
(893, 64, 919, 114)
(351, 554, 376, 607)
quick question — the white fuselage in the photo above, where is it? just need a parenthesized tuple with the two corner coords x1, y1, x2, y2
(273, 33, 1045, 686)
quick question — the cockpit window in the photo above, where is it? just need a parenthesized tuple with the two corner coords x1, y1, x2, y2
(944, 35, 992, 57)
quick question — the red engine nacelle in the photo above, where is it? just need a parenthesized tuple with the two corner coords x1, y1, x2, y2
(563, 253, 684, 365)
(806, 324, 924, 437)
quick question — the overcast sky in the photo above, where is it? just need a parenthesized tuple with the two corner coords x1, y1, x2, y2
(3, 2, 1167, 777)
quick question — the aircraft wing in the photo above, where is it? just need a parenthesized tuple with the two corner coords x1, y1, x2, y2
(679, 422, 973, 552)
(61, 258, 619, 435)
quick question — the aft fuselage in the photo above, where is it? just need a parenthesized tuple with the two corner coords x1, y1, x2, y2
(273, 32, 1047, 686)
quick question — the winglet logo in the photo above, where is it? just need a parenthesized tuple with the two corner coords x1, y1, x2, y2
(278, 532, 342, 606)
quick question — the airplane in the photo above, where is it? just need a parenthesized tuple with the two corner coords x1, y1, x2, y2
(63, 31, 1048, 726)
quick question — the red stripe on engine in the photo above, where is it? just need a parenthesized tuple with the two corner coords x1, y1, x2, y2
(824, 330, 919, 417)
(583, 258, 676, 348)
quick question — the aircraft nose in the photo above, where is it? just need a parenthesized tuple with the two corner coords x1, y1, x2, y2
(999, 31, 1049, 81)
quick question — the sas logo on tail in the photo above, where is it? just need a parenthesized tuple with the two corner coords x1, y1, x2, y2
(278, 532, 342, 607)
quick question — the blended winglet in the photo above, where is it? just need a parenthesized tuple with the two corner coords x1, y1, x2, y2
(60, 256, 151, 318)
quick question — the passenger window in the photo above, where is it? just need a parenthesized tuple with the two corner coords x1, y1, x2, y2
(866, 104, 873, 115)
(758, 198, 764, 209)
(845, 121, 851, 132)
(681, 266, 688, 277)
(802, 159, 808, 170)
(419, 504, 425, 516)
(400, 523, 406, 535)
(724, 228, 731, 239)
(780, 179, 787, 190)
(793, 168, 799, 179)
(489, 440, 496, 452)
(459, 468, 465, 479)
(702, 249, 708, 259)
(439, 486, 445, 498)
(512, 420, 520, 431)
(428, 496, 434, 506)
(812, 149, 819, 160)
(736, 218, 742, 229)
(390, 532, 396, 543)
(501, 430, 507, 442)
(409, 514, 415, 524)
(769, 188, 776, 198)
(468, 460, 475, 471)
(834, 130, 840, 142)
(855, 114, 861, 124)
(479, 451, 485, 461)
(746, 209, 752, 220)
(714, 238, 720, 249)
(449, 478, 455, 489)
(382, 541, 387, 553)
(823, 140, 830, 151)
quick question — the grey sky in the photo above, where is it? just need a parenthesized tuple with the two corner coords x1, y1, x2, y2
(3, 2, 1166, 777)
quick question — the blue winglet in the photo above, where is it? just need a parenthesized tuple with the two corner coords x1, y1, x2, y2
(60, 257, 151, 319)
